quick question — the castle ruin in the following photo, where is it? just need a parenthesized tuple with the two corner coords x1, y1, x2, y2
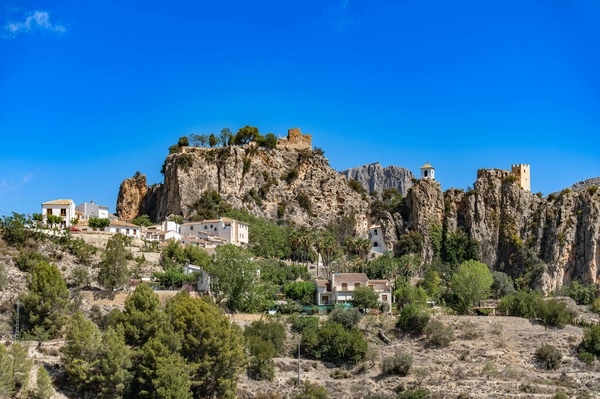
(511, 164, 530, 191)
(277, 128, 312, 151)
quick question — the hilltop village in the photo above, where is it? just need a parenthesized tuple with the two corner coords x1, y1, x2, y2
(0, 126, 599, 399)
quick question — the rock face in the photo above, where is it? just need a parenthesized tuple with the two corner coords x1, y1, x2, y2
(116, 146, 600, 292)
(116, 173, 148, 220)
(118, 145, 370, 233)
(341, 162, 414, 196)
(571, 177, 600, 192)
(387, 169, 600, 291)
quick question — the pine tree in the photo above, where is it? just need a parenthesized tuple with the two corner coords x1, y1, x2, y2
(0, 344, 14, 398)
(21, 261, 71, 338)
(10, 343, 33, 395)
(167, 295, 246, 399)
(98, 234, 130, 290)
(153, 353, 192, 399)
(34, 366, 54, 399)
(62, 311, 102, 395)
(97, 326, 132, 399)
(122, 283, 163, 347)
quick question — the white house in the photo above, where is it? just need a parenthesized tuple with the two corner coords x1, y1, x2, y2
(182, 264, 211, 292)
(107, 220, 141, 237)
(180, 218, 249, 246)
(144, 220, 181, 242)
(369, 225, 386, 254)
(41, 199, 76, 228)
(315, 272, 393, 311)
(75, 201, 109, 219)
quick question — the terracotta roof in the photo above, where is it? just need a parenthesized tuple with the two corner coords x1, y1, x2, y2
(332, 273, 368, 282)
(315, 279, 329, 287)
(420, 162, 434, 169)
(368, 279, 390, 285)
(110, 220, 139, 227)
(42, 199, 73, 205)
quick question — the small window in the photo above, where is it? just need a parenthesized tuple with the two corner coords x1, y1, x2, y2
(190, 226, 194, 230)
(374, 229, 377, 235)
(382, 295, 388, 301)
(341, 283, 348, 290)
(355, 283, 360, 288)
(60, 208, 67, 216)
(126, 229, 130, 234)
(424, 170, 428, 177)
(374, 242, 379, 247)
(47, 208, 52, 215)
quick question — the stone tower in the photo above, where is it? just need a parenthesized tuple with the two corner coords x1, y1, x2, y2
(420, 162, 435, 180)
(511, 164, 530, 191)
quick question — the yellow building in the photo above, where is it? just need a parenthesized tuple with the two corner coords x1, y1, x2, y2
(511, 164, 530, 191)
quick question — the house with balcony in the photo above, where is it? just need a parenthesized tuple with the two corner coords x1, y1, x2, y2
(315, 272, 393, 313)
(42, 199, 76, 228)
(180, 217, 249, 247)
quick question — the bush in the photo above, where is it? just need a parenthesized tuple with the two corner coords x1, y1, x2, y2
(381, 350, 413, 376)
(578, 324, 600, 361)
(293, 381, 328, 399)
(538, 300, 575, 328)
(534, 343, 562, 370)
(590, 297, 600, 314)
(276, 301, 303, 314)
(297, 193, 312, 213)
(301, 322, 368, 365)
(328, 307, 362, 330)
(497, 290, 543, 318)
(284, 281, 316, 304)
(459, 321, 480, 340)
(15, 250, 49, 273)
(291, 316, 319, 334)
(491, 271, 516, 299)
(423, 319, 455, 348)
(397, 304, 430, 335)
(244, 320, 287, 355)
(562, 281, 597, 305)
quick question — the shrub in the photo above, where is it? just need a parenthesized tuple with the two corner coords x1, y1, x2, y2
(291, 316, 319, 334)
(15, 250, 49, 273)
(397, 304, 430, 335)
(538, 300, 575, 328)
(381, 350, 413, 376)
(497, 290, 543, 318)
(590, 298, 600, 314)
(328, 307, 362, 330)
(301, 322, 367, 365)
(423, 319, 455, 348)
(284, 168, 298, 183)
(396, 389, 430, 399)
(293, 381, 328, 399)
(534, 343, 562, 370)
(297, 193, 312, 213)
(348, 179, 366, 194)
(562, 281, 597, 305)
(459, 321, 480, 340)
(578, 324, 600, 360)
(276, 301, 303, 314)
(244, 320, 287, 355)
(284, 281, 315, 304)
(491, 271, 516, 299)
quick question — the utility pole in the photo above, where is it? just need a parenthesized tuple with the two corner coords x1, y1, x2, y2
(297, 340, 301, 387)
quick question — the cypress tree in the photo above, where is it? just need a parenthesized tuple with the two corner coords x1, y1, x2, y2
(98, 234, 130, 290)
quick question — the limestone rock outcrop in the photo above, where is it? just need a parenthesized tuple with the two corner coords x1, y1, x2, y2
(118, 145, 370, 233)
(116, 173, 147, 220)
(341, 162, 414, 196)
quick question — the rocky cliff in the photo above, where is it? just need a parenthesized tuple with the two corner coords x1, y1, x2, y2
(571, 177, 600, 192)
(379, 170, 600, 291)
(341, 162, 414, 196)
(117, 144, 600, 292)
(118, 145, 371, 233)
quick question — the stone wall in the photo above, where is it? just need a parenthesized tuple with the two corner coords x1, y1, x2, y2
(277, 127, 312, 151)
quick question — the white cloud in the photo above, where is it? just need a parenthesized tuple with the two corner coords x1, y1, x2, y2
(4, 10, 65, 38)
(0, 173, 34, 193)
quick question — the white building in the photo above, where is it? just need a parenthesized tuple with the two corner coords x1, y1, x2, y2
(180, 217, 249, 246)
(369, 225, 386, 255)
(420, 162, 435, 180)
(41, 199, 76, 228)
(315, 272, 393, 311)
(75, 201, 109, 219)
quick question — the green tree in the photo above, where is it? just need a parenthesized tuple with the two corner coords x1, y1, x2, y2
(351, 286, 379, 311)
(21, 261, 71, 338)
(46, 214, 63, 228)
(0, 344, 14, 397)
(121, 283, 165, 347)
(301, 322, 367, 364)
(132, 215, 153, 227)
(189, 190, 232, 221)
(219, 128, 232, 146)
(189, 133, 208, 147)
(261, 133, 278, 149)
(97, 326, 132, 399)
(491, 271, 516, 299)
(34, 366, 54, 399)
(88, 217, 111, 231)
(284, 281, 315, 304)
(397, 303, 430, 335)
(328, 307, 362, 330)
(396, 231, 423, 256)
(244, 320, 287, 355)
(208, 133, 218, 147)
(62, 311, 102, 395)
(98, 234, 130, 290)
(153, 354, 193, 399)
(167, 294, 246, 399)
(421, 268, 441, 299)
(207, 244, 260, 312)
(451, 260, 493, 312)
(178, 136, 189, 147)
(233, 125, 260, 145)
(10, 343, 33, 395)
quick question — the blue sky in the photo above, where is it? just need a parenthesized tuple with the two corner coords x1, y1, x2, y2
(1, 0, 599, 217)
